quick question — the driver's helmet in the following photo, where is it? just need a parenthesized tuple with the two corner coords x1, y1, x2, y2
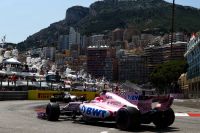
(99, 90, 107, 100)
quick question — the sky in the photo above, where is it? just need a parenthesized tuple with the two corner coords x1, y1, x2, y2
(0, 0, 200, 44)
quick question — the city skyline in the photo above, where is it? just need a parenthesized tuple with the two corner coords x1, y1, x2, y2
(0, 0, 200, 44)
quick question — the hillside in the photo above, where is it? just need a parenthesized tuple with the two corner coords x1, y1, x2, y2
(17, 0, 200, 51)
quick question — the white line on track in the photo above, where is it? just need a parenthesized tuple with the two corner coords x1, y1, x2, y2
(175, 113, 189, 117)
(108, 128, 115, 130)
(100, 131, 108, 133)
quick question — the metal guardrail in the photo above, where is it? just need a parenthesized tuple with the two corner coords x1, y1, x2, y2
(0, 91, 28, 100)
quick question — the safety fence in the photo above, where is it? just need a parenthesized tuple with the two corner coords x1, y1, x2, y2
(170, 93, 184, 99)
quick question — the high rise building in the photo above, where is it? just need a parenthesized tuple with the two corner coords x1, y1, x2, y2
(90, 34, 105, 46)
(123, 27, 140, 42)
(69, 27, 77, 47)
(58, 35, 69, 52)
(144, 46, 163, 76)
(145, 42, 187, 76)
(162, 42, 187, 61)
(118, 53, 148, 83)
(87, 46, 117, 81)
(163, 32, 188, 44)
(69, 27, 81, 50)
(55, 53, 66, 66)
(112, 28, 124, 42)
(42, 47, 56, 61)
(80, 35, 89, 55)
(68, 27, 82, 57)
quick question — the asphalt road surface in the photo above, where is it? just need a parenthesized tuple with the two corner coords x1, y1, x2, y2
(0, 100, 199, 133)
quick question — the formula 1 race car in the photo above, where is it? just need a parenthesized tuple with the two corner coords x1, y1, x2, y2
(37, 90, 175, 131)
(50, 92, 86, 103)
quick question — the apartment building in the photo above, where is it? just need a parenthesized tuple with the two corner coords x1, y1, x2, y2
(87, 46, 117, 81)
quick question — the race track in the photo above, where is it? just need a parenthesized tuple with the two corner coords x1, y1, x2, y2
(0, 100, 199, 133)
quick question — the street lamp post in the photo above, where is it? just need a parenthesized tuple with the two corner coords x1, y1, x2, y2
(171, 0, 175, 60)
(170, 0, 176, 93)
(1, 35, 6, 49)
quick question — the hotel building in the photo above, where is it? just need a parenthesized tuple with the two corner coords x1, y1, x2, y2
(184, 34, 200, 98)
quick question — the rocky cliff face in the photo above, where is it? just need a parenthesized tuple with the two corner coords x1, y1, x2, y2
(65, 6, 89, 25)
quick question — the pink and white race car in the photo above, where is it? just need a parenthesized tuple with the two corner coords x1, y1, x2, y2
(39, 90, 175, 131)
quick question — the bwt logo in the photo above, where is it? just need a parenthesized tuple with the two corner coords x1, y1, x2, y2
(127, 95, 140, 100)
(81, 105, 107, 118)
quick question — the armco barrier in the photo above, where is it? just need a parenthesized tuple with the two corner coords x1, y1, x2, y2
(170, 93, 184, 99)
(28, 90, 99, 100)
(0, 91, 28, 100)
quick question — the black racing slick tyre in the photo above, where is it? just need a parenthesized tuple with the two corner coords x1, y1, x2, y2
(116, 106, 140, 131)
(153, 108, 175, 128)
(46, 103, 60, 121)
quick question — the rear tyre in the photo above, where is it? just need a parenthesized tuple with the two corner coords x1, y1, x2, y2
(116, 107, 140, 131)
(46, 103, 60, 121)
(153, 108, 175, 128)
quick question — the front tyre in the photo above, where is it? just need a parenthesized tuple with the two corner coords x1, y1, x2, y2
(116, 107, 140, 131)
(153, 108, 175, 128)
(46, 103, 60, 121)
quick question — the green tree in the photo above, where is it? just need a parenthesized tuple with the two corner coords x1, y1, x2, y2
(150, 60, 188, 93)
(196, 31, 200, 36)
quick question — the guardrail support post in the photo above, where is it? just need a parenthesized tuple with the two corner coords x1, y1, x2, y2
(27, 80, 28, 87)
(0, 80, 2, 89)
(40, 80, 41, 89)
